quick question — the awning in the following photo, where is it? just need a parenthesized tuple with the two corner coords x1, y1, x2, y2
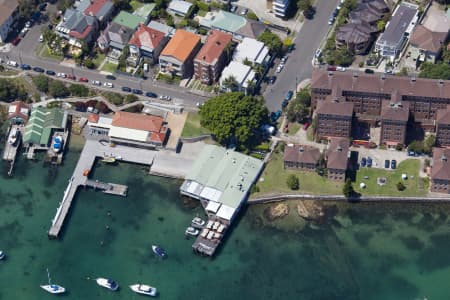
(206, 201, 221, 213)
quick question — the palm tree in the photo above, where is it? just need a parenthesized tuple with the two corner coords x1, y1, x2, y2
(222, 75, 238, 92)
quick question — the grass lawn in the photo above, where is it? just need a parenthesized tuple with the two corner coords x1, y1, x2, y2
(130, 0, 144, 11)
(36, 44, 63, 61)
(354, 159, 427, 196)
(92, 53, 105, 68)
(0, 68, 19, 76)
(181, 112, 211, 138)
(252, 148, 343, 197)
(101, 62, 117, 73)
(288, 122, 301, 135)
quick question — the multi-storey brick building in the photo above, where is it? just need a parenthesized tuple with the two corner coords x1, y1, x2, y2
(194, 30, 232, 85)
(436, 106, 450, 147)
(431, 147, 450, 193)
(316, 99, 354, 140)
(311, 70, 450, 127)
(326, 137, 350, 181)
(380, 101, 410, 146)
(283, 144, 321, 172)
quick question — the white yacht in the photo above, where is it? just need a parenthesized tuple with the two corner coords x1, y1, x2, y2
(0, 250, 5, 260)
(129, 284, 158, 297)
(40, 268, 66, 294)
(96, 278, 119, 291)
(192, 217, 205, 227)
(185, 226, 199, 237)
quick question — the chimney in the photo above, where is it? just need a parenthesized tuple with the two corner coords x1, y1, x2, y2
(441, 155, 447, 162)
(380, 74, 386, 81)
(352, 72, 358, 78)
(216, 41, 221, 46)
(411, 76, 416, 82)
(299, 146, 305, 152)
(439, 79, 444, 87)
(336, 145, 342, 152)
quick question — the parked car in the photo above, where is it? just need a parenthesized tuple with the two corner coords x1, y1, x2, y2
(304, 122, 310, 130)
(270, 110, 282, 122)
(103, 82, 113, 88)
(391, 159, 397, 169)
(145, 91, 157, 98)
(33, 66, 45, 73)
(105, 74, 116, 80)
(39, 2, 47, 10)
(384, 159, 390, 168)
(132, 89, 143, 95)
(19, 28, 28, 38)
(159, 95, 171, 101)
(367, 156, 373, 167)
(91, 80, 101, 86)
(268, 76, 276, 84)
(281, 55, 288, 63)
(11, 37, 21, 46)
(327, 66, 337, 71)
(78, 77, 88, 82)
(361, 157, 367, 167)
(328, 17, 335, 25)
(336, 66, 346, 72)
(20, 64, 31, 70)
(46, 70, 56, 76)
(39, 34, 44, 42)
(7, 60, 18, 67)
(25, 21, 32, 28)
(285, 90, 294, 101)
(281, 99, 289, 109)
(364, 68, 374, 74)
(122, 86, 131, 92)
(57, 72, 66, 78)
(276, 65, 283, 73)
(240, 8, 248, 15)
(67, 74, 76, 80)
(230, 5, 237, 12)
(315, 48, 322, 58)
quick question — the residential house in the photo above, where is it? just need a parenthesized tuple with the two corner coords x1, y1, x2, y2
(316, 99, 354, 140)
(112, 11, 145, 30)
(336, 21, 377, 54)
(194, 30, 233, 85)
(283, 144, 321, 172)
(159, 29, 201, 78)
(219, 61, 255, 92)
(436, 106, 450, 147)
(56, 8, 98, 47)
(23, 108, 67, 147)
(348, 0, 389, 26)
(380, 101, 410, 147)
(0, 0, 19, 43)
(197, 10, 266, 41)
(147, 21, 176, 37)
(7, 101, 29, 125)
(311, 69, 450, 127)
(78, 0, 114, 26)
(133, 3, 156, 25)
(272, 0, 291, 19)
(168, 0, 193, 17)
(128, 23, 169, 66)
(375, 2, 419, 61)
(232, 37, 270, 66)
(97, 22, 134, 52)
(326, 137, 349, 182)
(88, 111, 169, 148)
(409, 3, 450, 64)
(430, 147, 450, 193)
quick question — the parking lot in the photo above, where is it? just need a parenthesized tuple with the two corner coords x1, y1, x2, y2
(354, 147, 421, 170)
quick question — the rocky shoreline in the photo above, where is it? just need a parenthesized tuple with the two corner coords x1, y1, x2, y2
(263, 200, 331, 223)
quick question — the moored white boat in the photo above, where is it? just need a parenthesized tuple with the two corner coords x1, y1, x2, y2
(0, 250, 5, 260)
(192, 217, 205, 227)
(96, 277, 119, 291)
(185, 226, 199, 237)
(129, 284, 158, 297)
(152, 245, 167, 258)
(40, 284, 66, 294)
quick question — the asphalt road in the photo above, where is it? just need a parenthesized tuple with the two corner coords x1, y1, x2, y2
(264, 0, 339, 112)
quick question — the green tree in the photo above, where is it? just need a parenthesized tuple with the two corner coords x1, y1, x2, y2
(397, 67, 408, 76)
(408, 140, 424, 153)
(423, 134, 436, 154)
(49, 80, 70, 98)
(69, 84, 89, 97)
(257, 30, 282, 55)
(396, 181, 406, 191)
(222, 75, 239, 92)
(419, 62, 450, 80)
(297, 0, 312, 11)
(84, 58, 95, 69)
(377, 20, 386, 32)
(32, 75, 49, 92)
(124, 94, 139, 103)
(0, 79, 25, 102)
(286, 174, 300, 190)
(247, 12, 258, 20)
(343, 179, 354, 198)
(329, 47, 354, 66)
(199, 92, 269, 147)
(296, 88, 311, 107)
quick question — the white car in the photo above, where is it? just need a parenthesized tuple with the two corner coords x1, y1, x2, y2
(7, 60, 18, 67)
(57, 73, 66, 78)
(91, 80, 101, 86)
(159, 95, 172, 101)
(315, 48, 322, 58)
(39, 34, 43, 42)
(103, 82, 113, 88)
(336, 66, 346, 72)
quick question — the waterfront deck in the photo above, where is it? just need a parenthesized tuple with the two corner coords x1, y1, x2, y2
(192, 219, 228, 257)
(48, 139, 156, 238)
(3, 125, 24, 176)
(45, 131, 69, 165)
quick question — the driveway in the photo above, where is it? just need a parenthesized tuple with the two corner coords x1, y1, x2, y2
(264, 0, 339, 112)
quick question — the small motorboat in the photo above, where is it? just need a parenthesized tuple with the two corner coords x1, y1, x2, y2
(96, 278, 119, 291)
(129, 284, 158, 297)
(0, 250, 5, 260)
(40, 268, 66, 294)
(52, 136, 63, 153)
(152, 245, 167, 259)
(101, 156, 116, 163)
(185, 226, 199, 237)
(191, 217, 205, 227)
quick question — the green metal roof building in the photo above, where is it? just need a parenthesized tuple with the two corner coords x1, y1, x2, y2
(23, 107, 67, 146)
(199, 10, 247, 34)
(113, 11, 146, 30)
(180, 145, 264, 222)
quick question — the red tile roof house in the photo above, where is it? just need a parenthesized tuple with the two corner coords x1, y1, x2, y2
(7, 101, 29, 124)
(194, 30, 233, 85)
(128, 23, 169, 67)
(430, 147, 450, 194)
(326, 137, 350, 182)
(436, 105, 450, 147)
(82, 0, 114, 25)
(283, 144, 321, 172)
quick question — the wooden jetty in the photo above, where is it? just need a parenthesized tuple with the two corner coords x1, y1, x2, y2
(48, 139, 155, 238)
(192, 219, 228, 257)
(3, 125, 24, 177)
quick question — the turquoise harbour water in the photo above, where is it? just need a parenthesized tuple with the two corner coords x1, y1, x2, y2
(1, 142, 450, 299)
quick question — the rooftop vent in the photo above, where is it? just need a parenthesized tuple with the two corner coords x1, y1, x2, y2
(411, 76, 416, 82)
(439, 79, 444, 86)
(336, 145, 343, 152)
(380, 74, 386, 80)
(442, 155, 448, 162)
(328, 71, 333, 76)
(299, 146, 305, 152)
(352, 72, 358, 78)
